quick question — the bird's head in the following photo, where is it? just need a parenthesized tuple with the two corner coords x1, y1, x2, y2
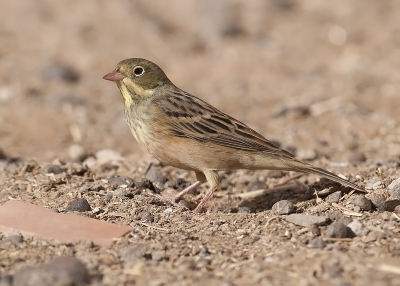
(103, 58, 172, 102)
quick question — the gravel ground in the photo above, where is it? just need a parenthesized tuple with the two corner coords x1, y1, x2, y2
(1, 1, 400, 285)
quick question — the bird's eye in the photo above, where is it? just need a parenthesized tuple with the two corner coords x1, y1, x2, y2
(133, 66, 144, 76)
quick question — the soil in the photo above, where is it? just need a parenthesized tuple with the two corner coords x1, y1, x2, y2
(1, 0, 400, 285)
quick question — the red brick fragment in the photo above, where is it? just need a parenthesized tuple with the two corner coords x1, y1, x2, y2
(0, 200, 131, 247)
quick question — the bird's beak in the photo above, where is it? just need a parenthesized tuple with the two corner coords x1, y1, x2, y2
(103, 69, 126, 81)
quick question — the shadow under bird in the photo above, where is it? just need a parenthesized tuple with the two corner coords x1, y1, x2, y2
(103, 58, 365, 213)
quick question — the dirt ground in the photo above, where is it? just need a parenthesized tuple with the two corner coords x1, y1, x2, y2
(1, 0, 400, 285)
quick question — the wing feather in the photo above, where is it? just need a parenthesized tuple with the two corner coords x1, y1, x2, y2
(154, 88, 295, 159)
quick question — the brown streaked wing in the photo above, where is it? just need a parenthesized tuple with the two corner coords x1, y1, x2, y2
(153, 88, 295, 159)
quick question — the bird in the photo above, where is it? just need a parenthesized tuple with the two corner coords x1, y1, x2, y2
(103, 58, 365, 213)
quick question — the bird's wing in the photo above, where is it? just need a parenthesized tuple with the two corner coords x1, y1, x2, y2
(153, 88, 295, 160)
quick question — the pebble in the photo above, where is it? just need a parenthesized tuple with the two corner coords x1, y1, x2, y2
(325, 221, 348, 238)
(285, 214, 329, 227)
(113, 188, 129, 198)
(347, 151, 366, 163)
(145, 164, 166, 185)
(95, 149, 124, 165)
(40, 164, 66, 175)
(13, 256, 89, 286)
(296, 149, 317, 160)
(382, 199, 400, 212)
(237, 206, 253, 213)
(272, 200, 293, 215)
(346, 194, 372, 211)
(308, 237, 327, 249)
(388, 178, 400, 190)
(368, 193, 386, 210)
(108, 176, 135, 188)
(65, 198, 92, 212)
(247, 180, 268, 192)
(44, 256, 90, 284)
(347, 220, 369, 236)
(139, 211, 154, 223)
(119, 245, 144, 262)
(151, 250, 166, 261)
(390, 183, 400, 199)
(1, 233, 23, 245)
(82, 156, 97, 169)
(105, 192, 113, 202)
(41, 63, 79, 83)
(164, 208, 173, 213)
(325, 191, 341, 204)
(394, 205, 400, 215)
(68, 144, 86, 162)
(0, 275, 12, 286)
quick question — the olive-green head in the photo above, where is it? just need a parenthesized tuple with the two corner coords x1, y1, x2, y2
(103, 58, 173, 98)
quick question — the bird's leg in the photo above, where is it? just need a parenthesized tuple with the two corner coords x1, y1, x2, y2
(193, 170, 220, 213)
(170, 180, 203, 203)
(194, 185, 218, 213)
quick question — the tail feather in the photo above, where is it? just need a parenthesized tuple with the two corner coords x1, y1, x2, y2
(288, 161, 365, 192)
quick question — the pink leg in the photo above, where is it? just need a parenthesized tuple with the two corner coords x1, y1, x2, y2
(171, 181, 203, 203)
(194, 186, 218, 213)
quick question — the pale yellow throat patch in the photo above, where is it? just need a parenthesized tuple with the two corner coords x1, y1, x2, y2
(118, 79, 154, 107)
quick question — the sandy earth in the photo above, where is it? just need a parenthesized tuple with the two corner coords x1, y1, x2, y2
(1, 0, 400, 285)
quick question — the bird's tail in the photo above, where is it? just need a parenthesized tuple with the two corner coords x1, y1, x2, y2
(286, 160, 365, 192)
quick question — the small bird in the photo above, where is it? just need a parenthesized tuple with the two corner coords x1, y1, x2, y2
(103, 58, 364, 212)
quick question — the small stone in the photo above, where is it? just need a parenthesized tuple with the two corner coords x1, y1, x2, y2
(383, 199, 400, 212)
(347, 151, 366, 163)
(390, 184, 400, 199)
(164, 208, 173, 213)
(151, 250, 166, 261)
(285, 214, 329, 227)
(44, 256, 90, 284)
(41, 63, 79, 83)
(0, 275, 12, 286)
(368, 193, 386, 210)
(361, 232, 378, 243)
(272, 200, 293, 215)
(120, 245, 144, 262)
(296, 149, 317, 160)
(105, 192, 113, 202)
(82, 156, 97, 169)
(108, 176, 135, 188)
(347, 220, 368, 236)
(394, 205, 400, 214)
(325, 191, 341, 204)
(308, 237, 327, 249)
(144, 164, 166, 185)
(95, 149, 124, 165)
(388, 179, 400, 190)
(247, 180, 268, 192)
(68, 144, 86, 162)
(237, 206, 253, 213)
(40, 164, 66, 175)
(2, 233, 23, 245)
(65, 198, 91, 212)
(139, 211, 154, 223)
(325, 221, 348, 238)
(346, 194, 371, 211)
(365, 177, 384, 190)
(381, 211, 391, 221)
(113, 188, 129, 198)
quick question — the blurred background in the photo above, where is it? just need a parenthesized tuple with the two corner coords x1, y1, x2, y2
(0, 0, 399, 163)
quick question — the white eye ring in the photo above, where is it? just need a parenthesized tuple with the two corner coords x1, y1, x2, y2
(133, 66, 145, 77)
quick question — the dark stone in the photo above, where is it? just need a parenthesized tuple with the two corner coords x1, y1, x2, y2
(40, 164, 66, 175)
(108, 176, 135, 188)
(65, 198, 91, 212)
(272, 200, 294, 215)
(325, 221, 348, 238)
